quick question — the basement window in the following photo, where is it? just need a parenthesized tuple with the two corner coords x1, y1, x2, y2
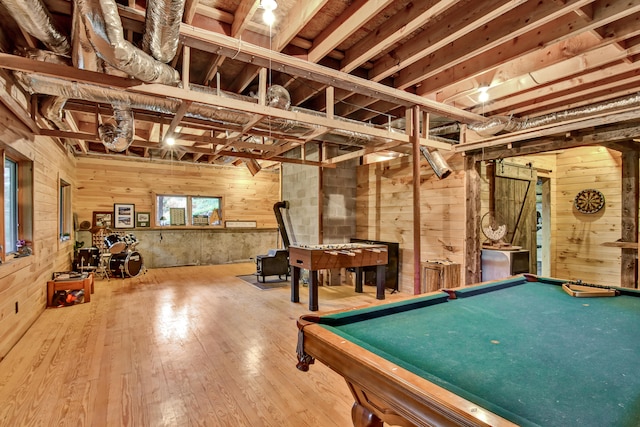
(156, 194, 223, 227)
(2, 149, 34, 261)
(59, 178, 72, 241)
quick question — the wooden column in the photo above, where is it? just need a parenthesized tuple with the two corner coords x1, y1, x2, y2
(318, 142, 324, 245)
(411, 106, 421, 295)
(464, 154, 482, 285)
(621, 150, 638, 288)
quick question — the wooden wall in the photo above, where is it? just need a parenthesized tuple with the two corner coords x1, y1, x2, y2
(74, 157, 282, 268)
(356, 151, 467, 294)
(554, 146, 622, 285)
(74, 157, 280, 228)
(356, 145, 629, 293)
(0, 103, 77, 360)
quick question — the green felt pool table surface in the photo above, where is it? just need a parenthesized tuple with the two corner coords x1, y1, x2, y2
(297, 275, 640, 427)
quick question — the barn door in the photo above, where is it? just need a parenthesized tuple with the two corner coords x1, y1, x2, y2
(493, 161, 538, 274)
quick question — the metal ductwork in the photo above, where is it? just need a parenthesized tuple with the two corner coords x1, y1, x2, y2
(74, 0, 180, 85)
(142, 0, 185, 63)
(469, 92, 640, 137)
(98, 102, 135, 152)
(420, 147, 452, 180)
(0, 0, 70, 55)
(14, 72, 254, 125)
(71, 2, 101, 72)
(267, 85, 291, 110)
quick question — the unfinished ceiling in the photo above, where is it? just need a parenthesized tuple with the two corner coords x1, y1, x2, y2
(0, 0, 640, 171)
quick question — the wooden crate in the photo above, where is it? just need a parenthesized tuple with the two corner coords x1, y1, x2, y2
(421, 261, 461, 293)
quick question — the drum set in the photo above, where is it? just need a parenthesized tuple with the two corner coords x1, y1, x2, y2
(75, 231, 145, 279)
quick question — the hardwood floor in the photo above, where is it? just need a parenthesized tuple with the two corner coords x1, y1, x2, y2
(0, 263, 409, 426)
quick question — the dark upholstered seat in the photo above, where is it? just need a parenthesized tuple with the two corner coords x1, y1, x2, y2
(256, 249, 289, 282)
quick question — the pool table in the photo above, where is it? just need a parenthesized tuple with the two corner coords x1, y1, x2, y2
(296, 274, 640, 427)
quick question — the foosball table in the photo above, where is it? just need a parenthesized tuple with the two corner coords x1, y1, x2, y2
(289, 243, 388, 311)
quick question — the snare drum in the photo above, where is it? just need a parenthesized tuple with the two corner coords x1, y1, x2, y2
(109, 250, 144, 278)
(104, 234, 126, 254)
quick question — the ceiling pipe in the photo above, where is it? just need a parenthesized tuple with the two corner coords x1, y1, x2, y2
(98, 102, 135, 152)
(142, 0, 185, 63)
(469, 92, 640, 137)
(0, 0, 70, 55)
(74, 0, 180, 85)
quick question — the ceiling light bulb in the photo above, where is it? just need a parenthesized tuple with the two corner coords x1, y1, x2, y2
(166, 137, 175, 146)
(261, 0, 277, 11)
(478, 86, 490, 103)
(263, 9, 275, 26)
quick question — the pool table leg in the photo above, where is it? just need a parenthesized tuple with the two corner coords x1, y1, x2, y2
(352, 403, 383, 427)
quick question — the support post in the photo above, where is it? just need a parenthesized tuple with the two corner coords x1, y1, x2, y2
(411, 106, 421, 295)
(621, 150, 638, 288)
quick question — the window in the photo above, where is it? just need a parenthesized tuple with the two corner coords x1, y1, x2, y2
(156, 194, 222, 226)
(4, 157, 17, 253)
(59, 178, 71, 241)
(2, 149, 33, 261)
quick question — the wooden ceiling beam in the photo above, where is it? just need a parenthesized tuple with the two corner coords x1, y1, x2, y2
(164, 100, 193, 141)
(418, 2, 640, 98)
(227, 0, 329, 94)
(232, 0, 260, 37)
(369, 0, 525, 83)
(272, 0, 329, 53)
(307, 0, 394, 64)
(178, 26, 483, 123)
(476, 56, 640, 118)
(340, 0, 460, 73)
(471, 122, 640, 161)
(398, 0, 596, 90)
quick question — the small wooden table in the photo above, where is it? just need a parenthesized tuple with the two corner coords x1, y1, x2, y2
(47, 273, 94, 307)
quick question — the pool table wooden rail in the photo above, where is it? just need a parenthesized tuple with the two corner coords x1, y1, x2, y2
(297, 314, 517, 427)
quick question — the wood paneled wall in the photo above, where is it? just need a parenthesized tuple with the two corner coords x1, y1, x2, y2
(554, 146, 622, 284)
(356, 152, 466, 294)
(74, 157, 280, 228)
(357, 145, 628, 293)
(0, 103, 77, 360)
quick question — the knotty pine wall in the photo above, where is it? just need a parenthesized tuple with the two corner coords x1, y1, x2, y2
(357, 146, 627, 294)
(74, 157, 282, 268)
(554, 146, 622, 285)
(0, 103, 77, 360)
(356, 152, 467, 294)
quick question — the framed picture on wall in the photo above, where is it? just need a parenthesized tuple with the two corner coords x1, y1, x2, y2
(136, 212, 150, 228)
(93, 211, 112, 228)
(114, 203, 135, 228)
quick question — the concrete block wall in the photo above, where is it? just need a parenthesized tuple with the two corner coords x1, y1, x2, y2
(282, 145, 357, 245)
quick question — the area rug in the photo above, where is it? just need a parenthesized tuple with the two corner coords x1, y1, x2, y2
(236, 274, 289, 290)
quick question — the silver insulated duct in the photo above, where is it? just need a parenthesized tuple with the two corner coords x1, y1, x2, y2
(99, 103, 135, 152)
(0, 0, 70, 55)
(74, 0, 180, 85)
(469, 92, 640, 137)
(143, 0, 185, 63)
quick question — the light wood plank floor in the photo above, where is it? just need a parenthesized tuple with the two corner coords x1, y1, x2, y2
(0, 263, 409, 426)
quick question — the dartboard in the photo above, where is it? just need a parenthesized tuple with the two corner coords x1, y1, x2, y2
(574, 189, 605, 214)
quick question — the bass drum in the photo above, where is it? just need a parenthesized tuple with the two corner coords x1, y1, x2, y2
(109, 251, 144, 278)
(76, 247, 100, 267)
